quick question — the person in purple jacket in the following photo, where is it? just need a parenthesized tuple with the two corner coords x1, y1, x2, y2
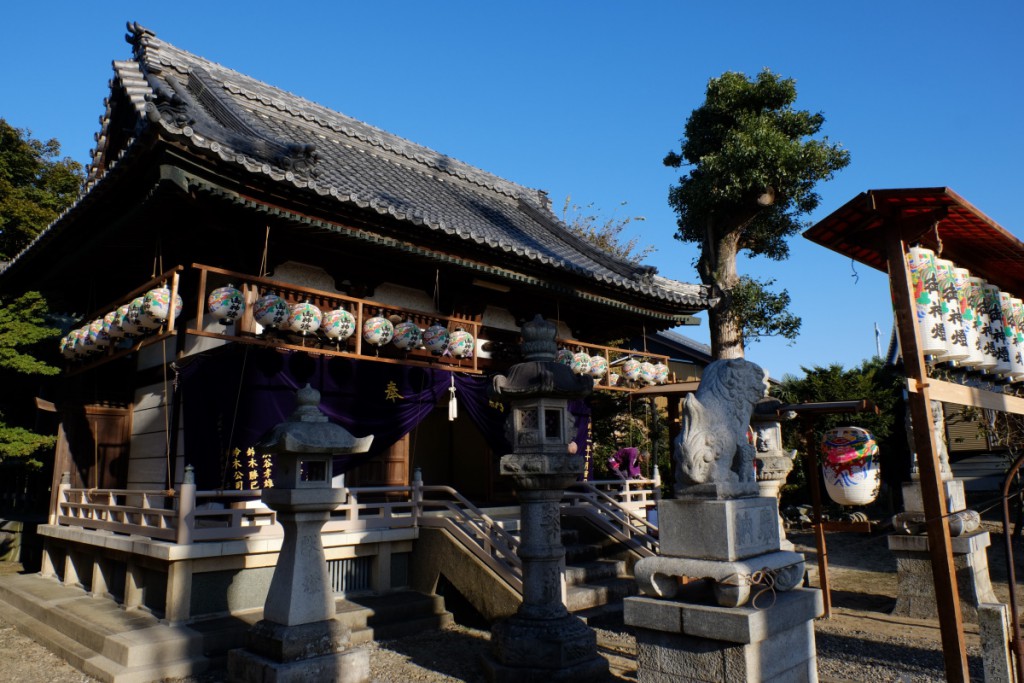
(608, 446, 643, 479)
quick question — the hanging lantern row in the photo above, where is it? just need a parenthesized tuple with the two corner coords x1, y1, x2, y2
(211, 288, 475, 358)
(907, 246, 1024, 380)
(556, 349, 669, 386)
(60, 286, 183, 359)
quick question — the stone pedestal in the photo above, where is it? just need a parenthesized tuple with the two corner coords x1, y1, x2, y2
(888, 530, 998, 622)
(228, 619, 369, 683)
(625, 589, 823, 682)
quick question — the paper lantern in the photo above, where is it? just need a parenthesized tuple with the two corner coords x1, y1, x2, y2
(1011, 299, 1024, 382)
(1000, 293, 1024, 380)
(607, 372, 620, 387)
(88, 318, 111, 349)
(447, 329, 475, 358)
(983, 284, 1013, 375)
(74, 327, 95, 355)
(362, 314, 394, 346)
(906, 247, 947, 356)
(653, 362, 670, 384)
(933, 259, 968, 362)
(322, 308, 356, 341)
(622, 358, 641, 381)
(59, 334, 76, 359)
(555, 349, 575, 367)
(392, 320, 422, 350)
(953, 268, 985, 368)
(123, 296, 158, 335)
(140, 286, 183, 327)
(589, 355, 608, 379)
(638, 361, 657, 385)
(571, 352, 592, 375)
(821, 426, 880, 506)
(422, 324, 449, 354)
(967, 277, 997, 369)
(101, 310, 123, 342)
(254, 293, 290, 329)
(288, 301, 323, 335)
(207, 285, 245, 324)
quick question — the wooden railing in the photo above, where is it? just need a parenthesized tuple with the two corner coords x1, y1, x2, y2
(562, 472, 662, 556)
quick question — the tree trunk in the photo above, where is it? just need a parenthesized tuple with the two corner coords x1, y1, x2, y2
(701, 228, 744, 360)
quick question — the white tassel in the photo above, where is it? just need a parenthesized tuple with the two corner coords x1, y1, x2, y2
(448, 375, 458, 421)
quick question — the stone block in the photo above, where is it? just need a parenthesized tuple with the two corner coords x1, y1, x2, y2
(979, 603, 1013, 683)
(624, 596, 683, 632)
(658, 497, 780, 561)
(887, 529, 990, 555)
(902, 478, 965, 514)
(227, 645, 369, 683)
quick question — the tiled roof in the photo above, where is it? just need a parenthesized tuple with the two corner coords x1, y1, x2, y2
(74, 23, 703, 310)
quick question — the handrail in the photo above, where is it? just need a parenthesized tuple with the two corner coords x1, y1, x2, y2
(562, 476, 661, 556)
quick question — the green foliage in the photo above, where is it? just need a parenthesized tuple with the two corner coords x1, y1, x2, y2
(561, 196, 655, 265)
(0, 425, 54, 469)
(729, 276, 801, 344)
(0, 118, 84, 261)
(664, 69, 850, 357)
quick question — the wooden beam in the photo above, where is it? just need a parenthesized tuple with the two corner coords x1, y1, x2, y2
(908, 377, 1024, 416)
(885, 221, 969, 682)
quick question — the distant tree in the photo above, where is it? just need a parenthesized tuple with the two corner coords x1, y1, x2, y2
(561, 196, 655, 265)
(0, 118, 84, 261)
(664, 70, 850, 359)
(0, 291, 60, 468)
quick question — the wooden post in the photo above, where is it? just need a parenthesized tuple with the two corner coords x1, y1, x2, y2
(884, 222, 969, 682)
(801, 417, 831, 618)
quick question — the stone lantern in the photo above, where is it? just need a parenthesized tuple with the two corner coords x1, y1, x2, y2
(751, 396, 798, 549)
(481, 315, 608, 682)
(228, 383, 373, 683)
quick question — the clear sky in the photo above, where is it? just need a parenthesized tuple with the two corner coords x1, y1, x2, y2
(2, 2, 1021, 380)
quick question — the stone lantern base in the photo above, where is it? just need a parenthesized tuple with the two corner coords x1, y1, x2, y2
(228, 618, 369, 683)
(481, 614, 608, 682)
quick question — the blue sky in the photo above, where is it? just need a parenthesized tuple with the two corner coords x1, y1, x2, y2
(2, 2, 1021, 379)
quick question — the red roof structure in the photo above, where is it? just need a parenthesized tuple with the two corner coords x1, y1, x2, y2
(803, 187, 1024, 293)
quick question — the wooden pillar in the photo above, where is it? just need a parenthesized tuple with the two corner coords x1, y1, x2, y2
(884, 221, 969, 682)
(801, 417, 831, 618)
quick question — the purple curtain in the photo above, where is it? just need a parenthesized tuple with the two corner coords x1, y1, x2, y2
(179, 346, 511, 489)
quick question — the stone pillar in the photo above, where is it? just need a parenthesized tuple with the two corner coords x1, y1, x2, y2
(481, 315, 607, 683)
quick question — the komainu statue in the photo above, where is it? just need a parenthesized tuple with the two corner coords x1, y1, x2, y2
(675, 358, 768, 489)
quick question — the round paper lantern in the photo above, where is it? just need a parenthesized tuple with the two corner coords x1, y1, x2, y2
(556, 349, 575, 367)
(101, 310, 122, 341)
(953, 268, 985, 369)
(88, 318, 111, 349)
(968, 276, 997, 369)
(125, 296, 159, 335)
(589, 355, 608, 379)
(140, 286, 183, 327)
(59, 334, 76, 359)
(622, 358, 641, 381)
(906, 247, 948, 356)
(447, 329, 474, 358)
(288, 301, 323, 335)
(998, 291, 1024, 380)
(639, 361, 657, 385)
(111, 304, 131, 339)
(607, 372, 620, 387)
(207, 285, 245, 324)
(821, 426, 881, 506)
(322, 308, 356, 340)
(983, 284, 1013, 376)
(653, 362, 670, 384)
(571, 352, 591, 375)
(75, 327, 95, 355)
(362, 314, 394, 346)
(254, 293, 290, 329)
(392, 320, 422, 350)
(422, 324, 449, 354)
(933, 259, 969, 362)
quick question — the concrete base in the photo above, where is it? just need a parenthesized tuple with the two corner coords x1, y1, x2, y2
(658, 497, 781, 561)
(887, 530, 998, 622)
(624, 588, 822, 682)
(228, 618, 369, 683)
(482, 613, 608, 682)
(635, 551, 805, 607)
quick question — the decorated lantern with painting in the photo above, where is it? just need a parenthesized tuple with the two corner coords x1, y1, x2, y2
(906, 247, 947, 356)
(821, 426, 880, 506)
(124, 296, 158, 335)
(621, 358, 641, 382)
(362, 313, 394, 346)
(254, 293, 290, 329)
(59, 334, 76, 359)
(74, 327, 94, 355)
(653, 362, 670, 384)
(88, 318, 111, 349)
(447, 328, 475, 358)
(322, 308, 356, 341)
(571, 352, 591, 375)
(588, 355, 608, 379)
(392, 320, 422, 350)
(288, 301, 323, 335)
(555, 349, 575, 367)
(207, 285, 245, 324)
(140, 286, 183, 327)
(422, 324, 449, 354)
(638, 361, 657, 385)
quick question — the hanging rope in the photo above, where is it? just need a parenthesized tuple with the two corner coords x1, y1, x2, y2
(259, 225, 270, 277)
(448, 374, 458, 421)
(933, 220, 944, 257)
(162, 336, 174, 494)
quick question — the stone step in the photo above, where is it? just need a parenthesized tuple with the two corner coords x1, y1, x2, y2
(564, 542, 604, 564)
(564, 558, 628, 587)
(566, 576, 638, 613)
(348, 590, 453, 640)
(572, 600, 626, 627)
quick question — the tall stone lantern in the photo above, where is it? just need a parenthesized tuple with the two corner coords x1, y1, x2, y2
(481, 315, 608, 682)
(229, 383, 373, 683)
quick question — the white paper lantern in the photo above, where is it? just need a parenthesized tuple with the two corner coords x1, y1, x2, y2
(556, 349, 575, 367)
(968, 277, 997, 369)
(392, 320, 422, 350)
(622, 358, 641, 381)
(1010, 299, 1024, 382)
(639, 361, 657, 385)
(288, 301, 323, 335)
(906, 247, 947, 356)
(59, 334, 75, 359)
(322, 308, 356, 340)
(74, 327, 94, 355)
(571, 352, 592, 375)
(934, 259, 969, 362)
(653, 362, 670, 384)
(953, 268, 985, 368)
(983, 284, 1013, 376)
(422, 324, 449, 354)
(125, 296, 159, 335)
(589, 355, 608, 379)
(207, 285, 245, 324)
(140, 286, 183, 327)
(447, 329, 475, 358)
(111, 304, 131, 339)
(88, 318, 111, 349)
(362, 314, 394, 346)
(254, 293, 290, 329)
(821, 427, 881, 506)
(607, 372, 620, 387)
(999, 292, 1024, 380)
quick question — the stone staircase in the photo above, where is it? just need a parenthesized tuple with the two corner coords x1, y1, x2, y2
(0, 570, 450, 683)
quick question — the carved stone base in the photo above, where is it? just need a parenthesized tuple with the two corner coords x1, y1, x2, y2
(658, 497, 781, 561)
(635, 551, 806, 607)
(227, 619, 368, 683)
(482, 614, 608, 682)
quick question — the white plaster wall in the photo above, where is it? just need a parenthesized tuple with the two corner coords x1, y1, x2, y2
(128, 381, 184, 489)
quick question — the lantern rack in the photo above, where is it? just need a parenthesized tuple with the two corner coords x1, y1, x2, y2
(553, 339, 672, 392)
